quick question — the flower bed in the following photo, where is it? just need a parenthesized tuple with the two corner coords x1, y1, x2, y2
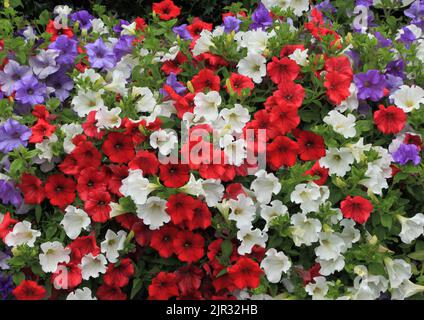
(0, 0, 423, 300)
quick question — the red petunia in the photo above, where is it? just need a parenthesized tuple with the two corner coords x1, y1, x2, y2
(77, 167, 107, 201)
(274, 81, 305, 109)
(166, 193, 196, 225)
(293, 130, 326, 161)
(187, 18, 213, 39)
(46, 20, 74, 41)
(104, 164, 129, 196)
(324, 56, 353, 79)
(132, 222, 152, 247)
(29, 119, 56, 144)
(268, 103, 300, 135)
(51, 263, 82, 290)
(71, 141, 102, 170)
(159, 163, 190, 188)
(191, 68, 220, 92)
(0, 212, 17, 241)
(161, 51, 188, 75)
(19, 173, 45, 205)
(185, 199, 211, 231)
(340, 196, 373, 224)
(82, 111, 104, 140)
(68, 234, 100, 264)
(226, 73, 254, 96)
(194, 53, 228, 71)
(102, 132, 135, 164)
(173, 231, 205, 263)
(13, 280, 46, 300)
(224, 183, 247, 200)
(103, 258, 135, 288)
(45, 174, 76, 208)
(58, 154, 80, 176)
(267, 57, 300, 84)
(84, 190, 111, 223)
(280, 44, 305, 57)
(150, 224, 178, 258)
(227, 257, 263, 290)
(267, 136, 299, 170)
(304, 162, 329, 186)
(148, 272, 179, 300)
(324, 72, 352, 105)
(152, 0, 181, 21)
(175, 265, 204, 295)
(374, 104, 407, 135)
(128, 151, 159, 176)
(97, 284, 127, 300)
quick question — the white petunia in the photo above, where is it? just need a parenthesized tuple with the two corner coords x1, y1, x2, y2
(336, 83, 359, 112)
(201, 179, 225, 207)
(95, 107, 122, 130)
(101, 229, 127, 263)
(390, 85, 424, 113)
(261, 248, 292, 283)
(132, 87, 157, 113)
(305, 276, 329, 300)
(391, 280, 424, 300)
(251, 170, 281, 204)
(219, 104, 250, 133)
(60, 206, 91, 240)
(315, 232, 346, 261)
(104, 70, 128, 97)
(39, 241, 71, 273)
(136, 196, 170, 230)
(193, 91, 222, 122)
(237, 227, 268, 255)
(61, 123, 83, 154)
(384, 258, 412, 289)
(67, 288, 97, 300)
(237, 53, 267, 84)
(149, 129, 178, 156)
(319, 147, 354, 177)
(317, 256, 345, 276)
(289, 0, 310, 16)
(260, 200, 288, 231)
(119, 169, 158, 205)
(288, 48, 309, 66)
(228, 194, 257, 229)
(290, 183, 321, 213)
(323, 110, 356, 138)
(397, 213, 424, 244)
(71, 89, 105, 117)
(221, 135, 247, 166)
(192, 30, 214, 56)
(79, 253, 107, 280)
(290, 213, 322, 246)
(5, 221, 41, 248)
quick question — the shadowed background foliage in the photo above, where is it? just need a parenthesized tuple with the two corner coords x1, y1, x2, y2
(19, 0, 259, 23)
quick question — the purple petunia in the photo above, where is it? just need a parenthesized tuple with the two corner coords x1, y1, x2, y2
(160, 73, 186, 97)
(375, 31, 393, 48)
(354, 69, 386, 102)
(85, 38, 116, 70)
(0, 60, 31, 96)
(0, 252, 10, 270)
(173, 24, 192, 40)
(71, 10, 94, 30)
(392, 144, 421, 166)
(315, 0, 337, 14)
(0, 273, 13, 300)
(223, 16, 242, 33)
(250, 3, 273, 30)
(405, 0, 424, 30)
(28, 49, 61, 80)
(14, 74, 46, 105)
(0, 119, 31, 153)
(46, 71, 74, 101)
(113, 19, 130, 34)
(386, 59, 405, 79)
(113, 35, 135, 61)
(0, 179, 23, 208)
(399, 27, 416, 49)
(48, 35, 78, 66)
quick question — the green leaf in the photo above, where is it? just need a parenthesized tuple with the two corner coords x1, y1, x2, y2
(408, 251, 424, 261)
(221, 240, 233, 259)
(130, 278, 143, 299)
(12, 272, 25, 285)
(35, 205, 42, 223)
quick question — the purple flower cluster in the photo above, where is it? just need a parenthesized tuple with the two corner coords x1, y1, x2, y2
(0, 179, 22, 208)
(354, 70, 386, 102)
(250, 3, 273, 30)
(392, 144, 421, 166)
(0, 119, 31, 153)
(0, 274, 13, 300)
